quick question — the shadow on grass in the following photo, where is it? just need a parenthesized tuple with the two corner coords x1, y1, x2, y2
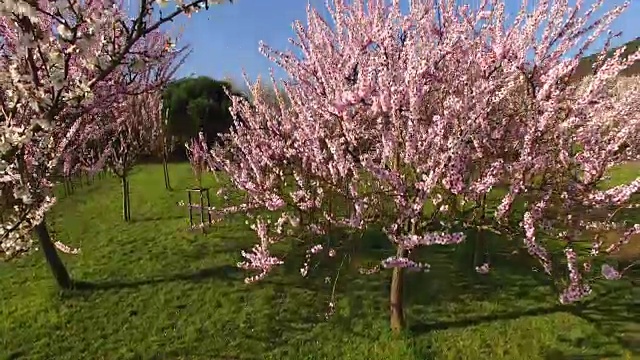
(570, 281, 640, 354)
(56, 220, 639, 356)
(540, 287, 640, 359)
(408, 283, 634, 330)
(71, 264, 241, 292)
(410, 304, 569, 333)
(131, 214, 185, 223)
(337, 226, 640, 355)
(542, 351, 623, 360)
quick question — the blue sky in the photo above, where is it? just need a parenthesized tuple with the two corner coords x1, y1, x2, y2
(162, 0, 640, 86)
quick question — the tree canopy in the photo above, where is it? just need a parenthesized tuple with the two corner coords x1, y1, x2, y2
(162, 76, 243, 146)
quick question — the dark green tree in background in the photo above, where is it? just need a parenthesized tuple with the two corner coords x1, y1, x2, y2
(163, 76, 243, 155)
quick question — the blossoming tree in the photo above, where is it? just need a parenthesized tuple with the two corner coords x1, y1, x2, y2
(97, 34, 183, 222)
(186, 131, 210, 189)
(207, 0, 639, 331)
(96, 91, 164, 222)
(0, 0, 231, 288)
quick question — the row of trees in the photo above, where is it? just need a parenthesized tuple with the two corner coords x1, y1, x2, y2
(197, 0, 640, 332)
(62, 32, 185, 222)
(0, 0, 232, 288)
(1, 0, 639, 335)
(56, 73, 241, 204)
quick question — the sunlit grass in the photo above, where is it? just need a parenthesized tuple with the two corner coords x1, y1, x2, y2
(0, 163, 637, 359)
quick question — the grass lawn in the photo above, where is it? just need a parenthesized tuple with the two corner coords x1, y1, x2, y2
(0, 163, 638, 360)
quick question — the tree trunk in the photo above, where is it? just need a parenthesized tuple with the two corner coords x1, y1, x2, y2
(163, 152, 171, 190)
(199, 189, 205, 232)
(474, 194, 488, 268)
(121, 175, 129, 222)
(390, 247, 407, 333)
(473, 232, 481, 266)
(473, 229, 486, 268)
(126, 179, 131, 221)
(65, 178, 73, 195)
(34, 220, 72, 289)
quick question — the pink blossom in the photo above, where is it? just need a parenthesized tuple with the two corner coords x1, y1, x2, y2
(475, 263, 490, 274)
(381, 257, 430, 272)
(601, 264, 621, 280)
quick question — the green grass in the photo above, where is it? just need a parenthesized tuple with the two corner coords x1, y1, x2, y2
(0, 163, 638, 360)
